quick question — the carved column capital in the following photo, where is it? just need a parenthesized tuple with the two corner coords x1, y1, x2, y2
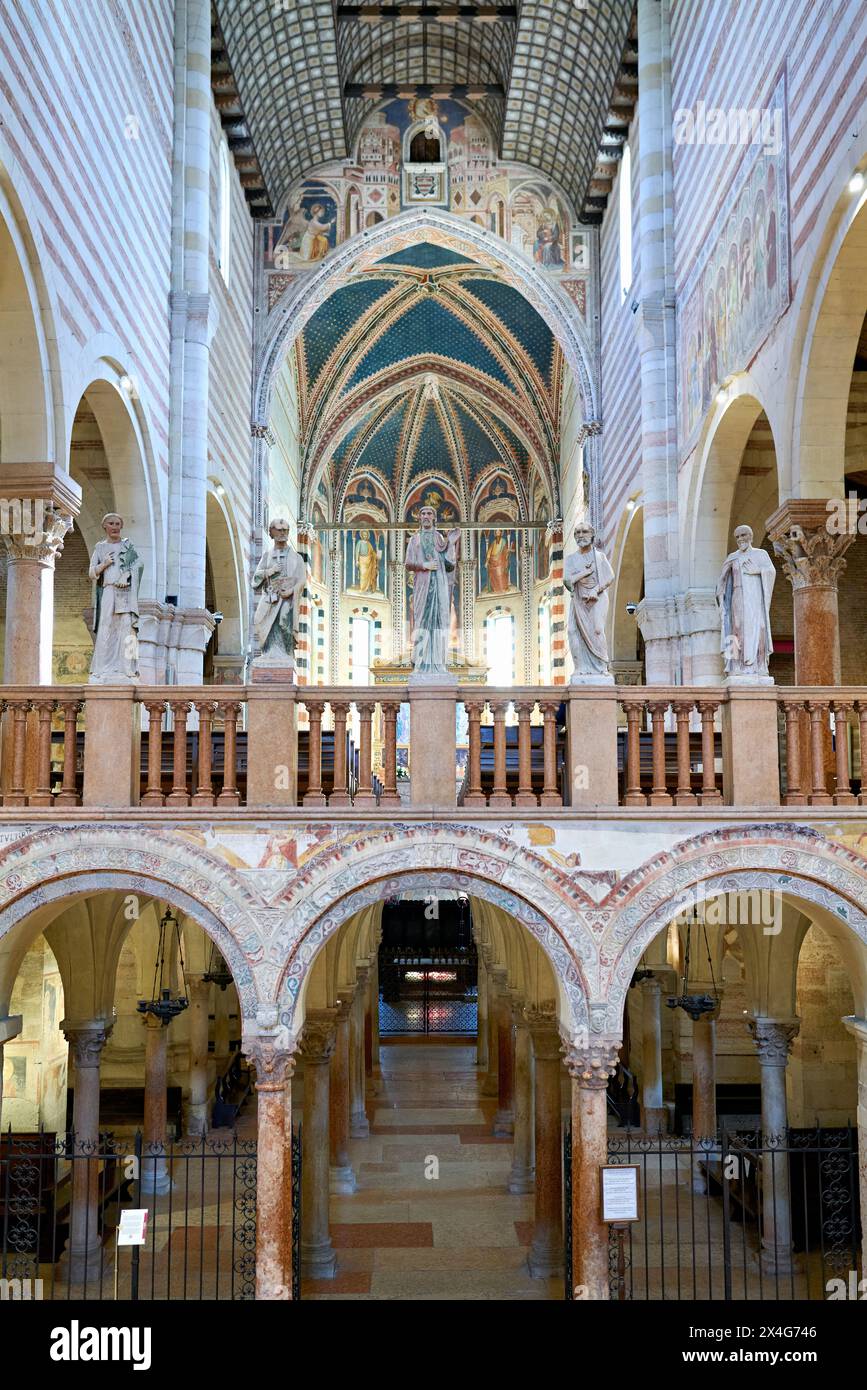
(299, 1011, 337, 1064)
(1, 503, 73, 566)
(766, 500, 854, 590)
(61, 1020, 113, 1068)
(248, 1038, 298, 1091)
(563, 1037, 622, 1089)
(748, 1017, 800, 1066)
(524, 1005, 561, 1060)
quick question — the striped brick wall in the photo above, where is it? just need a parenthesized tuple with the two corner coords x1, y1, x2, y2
(0, 0, 175, 490)
(548, 521, 566, 683)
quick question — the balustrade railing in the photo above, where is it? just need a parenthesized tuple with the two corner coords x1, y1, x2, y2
(0, 682, 864, 813)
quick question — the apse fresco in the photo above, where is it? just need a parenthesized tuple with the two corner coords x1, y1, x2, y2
(261, 98, 589, 316)
(678, 73, 790, 454)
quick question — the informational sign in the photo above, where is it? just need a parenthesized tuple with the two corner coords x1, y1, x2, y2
(600, 1165, 640, 1224)
(117, 1209, 149, 1246)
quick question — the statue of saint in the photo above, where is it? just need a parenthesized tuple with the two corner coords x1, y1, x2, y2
(252, 517, 308, 667)
(88, 513, 142, 684)
(404, 506, 460, 676)
(716, 523, 776, 680)
(563, 521, 614, 683)
(354, 529, 380, 592)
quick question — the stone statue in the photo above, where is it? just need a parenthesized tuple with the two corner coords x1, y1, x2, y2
(88, 513, 142, 684)
(716, 523, 776, 681)
(404, 505, 460, 677)
(563, 521, 615, 683)
(252, 516, 308, 668)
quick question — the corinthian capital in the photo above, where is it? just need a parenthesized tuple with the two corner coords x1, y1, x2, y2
(766, 500, 854, 590)
(299, 1010, 337, 1063)
(748, 1017, 800, 1066)
(1, 502, 73, 565)
(247, 1037, 297, 1090)
(563, 1037, 622, 1089)
(62, 1020, 113, 1068)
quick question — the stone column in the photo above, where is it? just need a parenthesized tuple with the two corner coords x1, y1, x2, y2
(691, 1003, 719, 1141)
(526, 1011, 563, 1278)
(349, 968, 370, 1137)
(330, 994, 356, 1194)
(250, 1039, 296, 1300)
(508, 1003, 535, 1195)
(566, 1039, 621, 1300)
(166, 0, 213, 678)
(59, 1020, 112, 1283)
(214, 985, 231, 1070)
(843, 1016, 867, 1275)
(490, 970, 515, 1137)
(186, 976, 211, 1136)
(140, 1013, 173, 1195)
(0, 471, 79, 683)
(639, 977, 667, 1134)
(476, 953, 489, 1071)
(749, 1017, 800, 1274)
(0, 1014, 23, 1126)
(767, 501, 854, 688)
(368, 951, 380, 1072)
(300, 1013, 338, 1279)
(634, 0, 680, 684)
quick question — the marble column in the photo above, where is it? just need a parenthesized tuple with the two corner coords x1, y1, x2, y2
(0, 475, 79, 684)
(300, 1012, 338, 1279)
(639, 977, 667, 1134)
(369, 951, 381, 1072)
(59, 1020, 112, 1283)
(749, 1017, 800, 1274)
(491, 971, 515, 1137)
(186, 976, 211, 1136)
(566, 1039, 621, 1300)
(250, 1039, 296, 1299)
(214, 985, 231, 1070)
(767, 501, 854, 687)
(330, 994, 356, 1194)
(634, 0, 680, 683)
(843, 1016, 867, 1276)
(350, 968, 370, 1138)
(508, 1003, 535, 1195)
(526, 1011, 563, 1278)
(691, 1006, 719, 1140)
(482, 953, 499, 1096)
(140, 1013, 173, 1195)
(475, 952, 489, 1071)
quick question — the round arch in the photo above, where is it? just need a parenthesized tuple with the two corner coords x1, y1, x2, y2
(0, 828, 269, 1021)
(206, 484, 247, 657)
(610, 497, 644, 665)
(600, 826, 867, 1030)
(270, 826, 599, 1040)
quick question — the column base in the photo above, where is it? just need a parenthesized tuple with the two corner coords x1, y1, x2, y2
(57, 1241, 109, 1285)
(349, 1111, 369, 1138)
(507, 1164, 535, 1195)
(301, 1242, 338, 1280)
(760, 1245, 797, 1277)
(139, 1156, 174, 1195)
(481, 1073, 498, 1097)
(527, 1241, 564, 1279)
(493, 1108, 514, 1137)
(330, 1164, 357, 1195)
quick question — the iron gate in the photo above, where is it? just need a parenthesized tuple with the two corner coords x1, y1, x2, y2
(0, 1130, 257, 1300)
(605, 1127, 862, 1300)
(378, 947, 478, 1034)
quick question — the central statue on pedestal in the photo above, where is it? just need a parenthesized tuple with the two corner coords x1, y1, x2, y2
(251, 516, 308, 672)
(716, 523, 776, 682)
(404, 505, 460, 678)
(564, 520, 614, 684)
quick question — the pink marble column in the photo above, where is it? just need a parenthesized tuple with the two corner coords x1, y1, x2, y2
(186, 976, 211, 1136)
(491, 970, 515, 1137)
(566, 1039, 620, 1300)
(330, 994, 356, 1194)
(639, 976, 667, 1134)
(249, 1039, 296, 1300)
(59, 1020, 112, 1283)
(508, 1002, 535, 1195)
(691, 1008, 719, 1141)
(526, 1011, 563, 1278)
(301, 1012, 338, 1279)
(843, 1016, 867, 1277)
(140, 1013, 173, 1195)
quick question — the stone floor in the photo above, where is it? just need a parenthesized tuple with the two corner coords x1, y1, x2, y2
(302, 1039, 564, 1301)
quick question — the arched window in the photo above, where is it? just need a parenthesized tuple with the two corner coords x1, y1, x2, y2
(410, 129, 441, 163)
(619, 141, 632, 301)
(219, 141, 232, 286)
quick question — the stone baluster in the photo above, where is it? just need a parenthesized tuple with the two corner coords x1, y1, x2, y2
(30, 697, 55, 806)
(490, 700, 510, 808)
(216, 700, 241, 806)
(463, 700, 486, 807)
(192, 700, 215, 807)
(698, 700, 722, 804)
(648, 701, 672, 806)
(55, 698, 82, 807)
(379, 701, 400, 807)
(354, 701, 376, 808)
(782, 700, 806, 805)
(515, 701, 536, 807)
(167, 700, 192, 807)
(540, 700, 560, 807)
(832, 702, 856, 805)
(4, 700, 29, 807)
(673, 701, 696, 806)
(141, 701, 166, 806)
(806, 702, 832, 805)
(330, 701, 350, 807)
(622, 700, 645, 806)
(304, 700, 326, 806)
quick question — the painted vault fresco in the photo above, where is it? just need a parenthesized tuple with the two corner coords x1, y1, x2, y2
(262, 98, 590, 317)
(677, 71, 791, 455)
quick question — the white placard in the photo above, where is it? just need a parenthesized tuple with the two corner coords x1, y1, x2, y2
(601, 1165, 639, 1223)
(117, 1208, 149, 1246)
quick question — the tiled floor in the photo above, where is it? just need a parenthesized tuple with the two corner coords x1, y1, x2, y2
(303, 1039, 564, 1301)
